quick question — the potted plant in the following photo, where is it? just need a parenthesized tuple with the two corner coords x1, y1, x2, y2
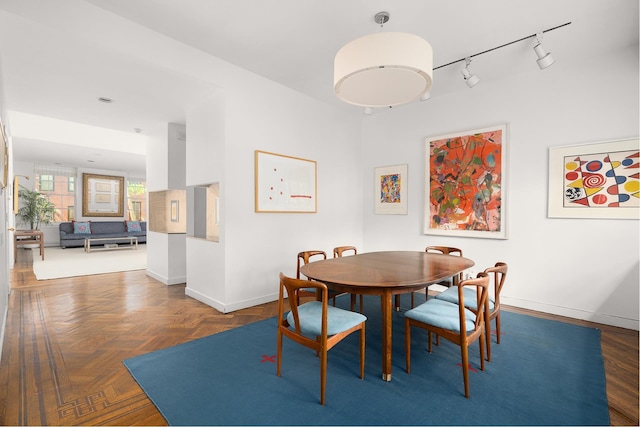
(16, 185, 57, 230)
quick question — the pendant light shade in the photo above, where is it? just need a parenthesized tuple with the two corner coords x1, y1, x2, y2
(334, 31, 433, 108)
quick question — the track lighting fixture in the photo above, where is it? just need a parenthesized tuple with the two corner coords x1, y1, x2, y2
(461, 57, 480, 88)
(533, 32, 555, 69)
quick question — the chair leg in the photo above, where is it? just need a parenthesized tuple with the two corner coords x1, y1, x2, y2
(410, 292, 415, 308)
(359, 294, 364, 314)
(461, 343, 470, 398)
(320, 348, 327, 405)
(485, 318, 492, 362)
(479, 330, 486, 372)
(405, 319, 411, 373)
(359, 326, 366, 379)
(276, 330, 283, 377)
(496, 312, 501, 344)
(350, 294, 356, 311)
(427, 331, 433, 353)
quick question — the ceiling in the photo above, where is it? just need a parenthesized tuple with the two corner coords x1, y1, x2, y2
(0, 0, 638, 171)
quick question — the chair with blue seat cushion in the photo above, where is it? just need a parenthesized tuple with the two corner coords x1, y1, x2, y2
(404, 272, 490, 398)
(297, 250, 344, 306)
(277, 272, 366, 405)
(435, 262, 507, 362)
(404, 246, 464, 310)
(333, 246, 364, 313)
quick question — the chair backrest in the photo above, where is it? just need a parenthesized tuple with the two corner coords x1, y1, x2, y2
(425, 246, 463, 256)
(457, 272, 490, 336)
(426, 246, 464, 283)
(484, 262, 508, 313)
(278, 272, 328, 336)
(296, 250, 327, 279)
(333, 246, 357, 258)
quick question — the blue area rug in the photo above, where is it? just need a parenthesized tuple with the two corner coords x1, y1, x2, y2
(123, 294, 609, 426)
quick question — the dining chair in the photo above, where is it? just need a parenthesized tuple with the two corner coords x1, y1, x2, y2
(296, 250, 331, 304)
(403, 246, 464, 310)
(434, 262, 508, 361)
(404, 272, 490, 398)
(277, 272, 366, 405)
(333, 246, 364, 313)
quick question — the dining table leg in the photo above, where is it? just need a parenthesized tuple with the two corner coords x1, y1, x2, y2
(381, 290, 393, 381)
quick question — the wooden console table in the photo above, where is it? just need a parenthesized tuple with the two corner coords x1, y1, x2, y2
(14, 230, 44, 263)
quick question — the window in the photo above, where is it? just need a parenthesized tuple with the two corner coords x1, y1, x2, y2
(127, 172, 146, 221)
(35, 164, 77, 222)
(39, 175, 55, 191)
(33, 165, 146, 223)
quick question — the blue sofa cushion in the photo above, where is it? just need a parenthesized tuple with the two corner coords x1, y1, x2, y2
(126, 220, 142, 232)
(73, 221, 91, 234)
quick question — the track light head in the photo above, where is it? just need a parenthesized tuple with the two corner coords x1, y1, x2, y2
(461, 57, 479, 88)
(534, 32, 555, 69)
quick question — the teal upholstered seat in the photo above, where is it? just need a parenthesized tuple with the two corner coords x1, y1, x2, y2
(435, 286, 495, 311)
(404, 273, 490, 398)
(434, 262, 508, 362)
(277, 272, 366, 405)
(405, 299, 476, 333)
(287, 301, 367, 337)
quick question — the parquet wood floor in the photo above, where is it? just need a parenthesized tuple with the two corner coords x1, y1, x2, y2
(0, 248, 637, 425)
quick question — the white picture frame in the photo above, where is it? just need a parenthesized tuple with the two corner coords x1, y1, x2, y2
(548, 138, 639, 219)
(374, 164, 408, 215)
(424, 124, 508, 239)
(255, 150, 317, 213)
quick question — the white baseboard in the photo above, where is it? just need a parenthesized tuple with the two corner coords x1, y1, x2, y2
(145, 269, 186, 286)
(184, 286, 278, 314)
(502, 296, 639, 331)
(0, 303, 7, 365)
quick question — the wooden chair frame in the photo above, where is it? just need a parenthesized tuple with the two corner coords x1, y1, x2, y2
(483, 262, 508, 361)
(277, 272, 365, 405)
(333, 246, 364, 313)
(402, 246, 464, 310)
(405, 272, 490, 398)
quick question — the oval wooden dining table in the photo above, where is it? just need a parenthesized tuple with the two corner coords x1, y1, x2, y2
(300, 250, 475, 381)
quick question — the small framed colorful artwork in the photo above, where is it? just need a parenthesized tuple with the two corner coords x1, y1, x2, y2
(424, 124, 508, 239)
(255, 150, 317, 213)
(374, 164, 408, 215)
(548, 138, 639, 219)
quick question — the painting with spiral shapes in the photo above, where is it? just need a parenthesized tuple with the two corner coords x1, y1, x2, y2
(548, 138, 639, 219)
(424, 124, 508, 239)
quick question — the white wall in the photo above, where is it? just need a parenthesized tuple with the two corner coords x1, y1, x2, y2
(0, 56, 8, 359)
(362, 46, 639, 329)
(183, 66, 363, 313)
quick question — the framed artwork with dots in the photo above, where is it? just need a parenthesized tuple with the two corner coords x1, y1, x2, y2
(254, 150, 317, 213)
(548, 138, 639, 219)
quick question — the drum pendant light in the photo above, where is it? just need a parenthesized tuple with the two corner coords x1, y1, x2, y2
(334, 12, 433, 108)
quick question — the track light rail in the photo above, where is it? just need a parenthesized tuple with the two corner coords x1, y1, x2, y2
(433, 22, 571, 71)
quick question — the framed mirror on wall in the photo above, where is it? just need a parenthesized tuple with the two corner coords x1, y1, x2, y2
(82, 173, 124, 217)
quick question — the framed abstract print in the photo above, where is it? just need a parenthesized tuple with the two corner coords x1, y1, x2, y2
(548, 138, 639, 219)
(374, 164, 408, 215)
(255, 150, 317, 213)
(424, 124, 508, 239)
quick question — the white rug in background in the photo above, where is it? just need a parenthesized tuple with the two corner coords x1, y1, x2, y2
(31, 245, 147, 280)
